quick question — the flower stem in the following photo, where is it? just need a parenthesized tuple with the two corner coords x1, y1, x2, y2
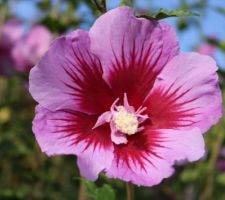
(126, 182, 135, 200)
(100, 0, 107, 12)
(199, 123, 225, 200)
(78, 180, 88, 200)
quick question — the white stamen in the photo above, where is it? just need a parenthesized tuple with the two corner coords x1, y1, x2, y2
(92, 94, 149, 139)
(113, 106, 138, 135)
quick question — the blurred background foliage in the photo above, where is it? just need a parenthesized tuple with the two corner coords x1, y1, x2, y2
(0, 0, 225, 199)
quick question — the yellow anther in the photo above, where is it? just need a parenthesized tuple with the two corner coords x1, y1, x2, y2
(113, 106, 138, 135)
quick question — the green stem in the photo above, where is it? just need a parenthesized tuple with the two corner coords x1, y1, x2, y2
(199, 131, 224, 200)
(100, 0, 107, 12)
(78, 180, 89, 200)
(126, 182, 135, 200)
(199, 93, 225, 200)
(92, 0, 105, 13)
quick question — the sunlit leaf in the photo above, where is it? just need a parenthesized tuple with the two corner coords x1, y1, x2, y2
(137, 8, 199, 20)
(82, 179, 97, 198)
(119, 0, 132, 7)
(216, 173, 225, 185)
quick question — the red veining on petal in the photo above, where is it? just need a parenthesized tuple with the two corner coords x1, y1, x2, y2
(144, 83, 202, 129)
(49, 110, 112, 152)
(60, 42, 115, 114)
(107, 35, 163, 109)
(113, 130, 169, 171)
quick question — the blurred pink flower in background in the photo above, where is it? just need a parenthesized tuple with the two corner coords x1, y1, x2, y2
(29, 7, 222, 187)
(12, 25, 53, 73)
(0, 19, 24, 47)
(197, 43, 215, 57)
(0, 19, 23, 75)
(0, 19, 52, 75)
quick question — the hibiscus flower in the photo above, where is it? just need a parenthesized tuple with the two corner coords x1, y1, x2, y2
(29, 7, 222, 186)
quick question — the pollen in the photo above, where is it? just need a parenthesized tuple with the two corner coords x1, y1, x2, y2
(113, 106, 138, 135)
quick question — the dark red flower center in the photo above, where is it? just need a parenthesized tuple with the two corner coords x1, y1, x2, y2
(93, 94, 148, 144)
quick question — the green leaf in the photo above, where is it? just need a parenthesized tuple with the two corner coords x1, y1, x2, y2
(82, 179, 115, 200)
(137, 8, 199, 20)
(119, 0, 132, 7)
(82, 179, 97, 198)
(216, 173, 225, 185)
(96, 184, 115, 200)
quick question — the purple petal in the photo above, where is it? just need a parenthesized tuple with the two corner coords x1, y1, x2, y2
(77, 143, 114, 181)
(33, 106, 80, 155)
(93, 111, 112, 129)
(106, 128, 204, 186)
(33, 105, 114, 180)
(110, 122, 128, 145)
(106, 151, 174, 187)
(155, 128, 205, 164)
(89, 6, 179, 108)
(144, 52, 223, 133)
(29, 29, 114, 114)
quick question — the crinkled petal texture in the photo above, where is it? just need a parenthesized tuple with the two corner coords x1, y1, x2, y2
(33, 106, 114, 181)
(143, 53, 223, 133)
(89, 6, 179, 108)
(29, 29, 114, 113)
(29, 6, 222, 187)
(106, 128, 204, 186)
(30, 28, 115, 181)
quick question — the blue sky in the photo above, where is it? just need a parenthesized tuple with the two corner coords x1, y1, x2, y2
(9, 0, 225, 68)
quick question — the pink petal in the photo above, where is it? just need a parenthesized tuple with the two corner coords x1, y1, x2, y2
(92, 111, 112, 129)
(106, 128, 204, 186)
(144, 53, 223, 133)
(77, 143, 114, 181)
(106, 151, 174, 187)
(33, 106, 79, 156)
(33, 105, 114, 180)
(29, 30, 114, 114)
(153, 128, 205, 164)
(110, 122, 128, 145)
(89, 6, 179, 108)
